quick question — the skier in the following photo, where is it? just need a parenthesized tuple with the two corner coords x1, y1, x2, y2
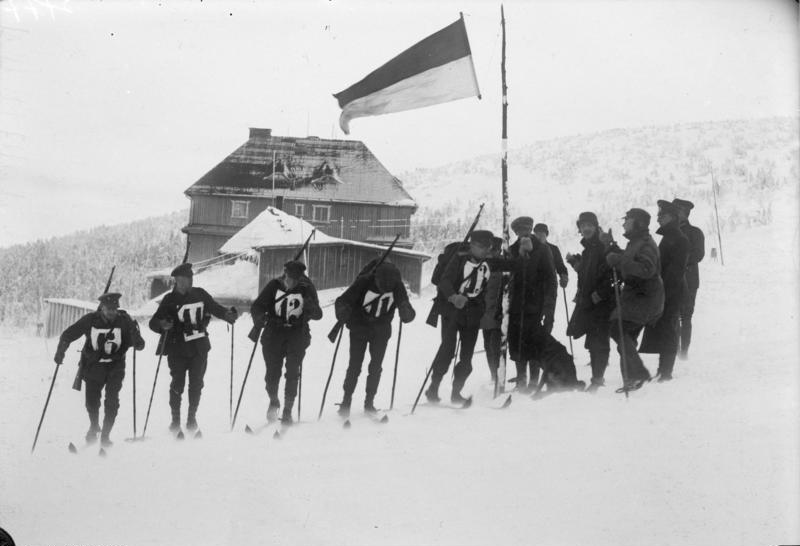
(533, 223, 569, 289)
(250, 260, 322, 425)
(479, 236, 504, 383)
(507, 216, 557, 392)
(148, 262, 238, 433)
(672, 198, 705, 359)
(334, 261, 415, 417)
(601, 208, 664, 392)
(565, 212, 615, 392)
(425, 229, 495, 404)
(639, 200, 689, 381)
(54, 292, 145, 447)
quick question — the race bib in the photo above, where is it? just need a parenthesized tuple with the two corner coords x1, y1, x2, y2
(362, 290, 395, 318)
(459, 261, 490, 298)
(90, 327, 122, 359)
(177, 301, 206, 341)
(275, 290, 304, 322)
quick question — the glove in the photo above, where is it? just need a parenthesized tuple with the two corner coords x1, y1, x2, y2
(398, 301, 416, 323)
(225, 306, 238, 324)
(519, 237, 533, 255)
(590, 291, 603, 305)
(247, 324, 261, 343)
(54, 349, 65, 366)
(542, 313, 554, 334)
(448, 294, 468, 310)
(159, 318, 174, 331)
(606, 253, 622, 267)
(558, 273, 568, 288)
(565, 253, 580, 268)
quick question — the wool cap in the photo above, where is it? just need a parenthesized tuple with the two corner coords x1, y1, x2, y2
(170, 262, 193, 278)
(469, 230, 494, 247)
(672, 198, 694, 211)
(283, 260, 307, 279)
(576, 211, 599, 228)
(623, 208, 651, 227)
(510, 216, 534, 233)
(97, 292, 122, 308)
(533, 223, 549, 235)
(657, 199, 680, 217)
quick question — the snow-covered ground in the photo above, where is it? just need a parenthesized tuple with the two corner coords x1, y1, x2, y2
(1, 197, 798, 546)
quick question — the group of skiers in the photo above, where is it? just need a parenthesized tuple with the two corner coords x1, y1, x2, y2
(53, 198, 703, 446)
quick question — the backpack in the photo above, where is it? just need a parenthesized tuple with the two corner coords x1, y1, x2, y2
(431, 241, 469, 285)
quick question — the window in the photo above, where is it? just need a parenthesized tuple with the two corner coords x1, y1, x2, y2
(231, 200, 249, 219)
(312, 205, 331, 223)
(294, 204, 305, 218)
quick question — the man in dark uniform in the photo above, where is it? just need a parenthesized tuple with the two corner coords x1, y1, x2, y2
(602, 208, 664, 392)
(251, 260, 322, 424)
(425, 229, 495, 404)
(149, 263, 238, 432)
(55, 293, 145, 446)
(672, 198, 705, 359)
(533, 222, 569, 289)
(640, 200, 690, 381)
(334, 262, 415, 417)
(508, 217, 557, 392)
(565, 212, 615, 392)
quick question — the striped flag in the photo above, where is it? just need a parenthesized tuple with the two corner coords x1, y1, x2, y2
(333, 16, 481, 134)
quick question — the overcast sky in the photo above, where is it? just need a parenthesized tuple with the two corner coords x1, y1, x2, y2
(1, 0, 797, 246)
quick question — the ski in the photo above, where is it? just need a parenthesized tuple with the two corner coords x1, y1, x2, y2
(99, 447, 107, 457)
(193, 430, 202, 439)
(419, 396, 473, 410)
(495, 394, 512, 409)
(175, 430, 185, 441)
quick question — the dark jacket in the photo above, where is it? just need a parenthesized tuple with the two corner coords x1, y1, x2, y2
(251, 275, 322, 335)
(680, 221, 705, 290)
(336, 274, 409, 328)
(566, 233, 614, 338)
(57, 309, 142, 365)
(607, 228, 664, 326)
(507, 238, 557, 319)
(639, 221, 689, 354)
(547, 242, 568, 277)
(479, 270, 504, 330)
(148, 287, 231, 356)
(436, 251, 492, 325)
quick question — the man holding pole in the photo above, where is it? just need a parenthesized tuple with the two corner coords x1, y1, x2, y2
(334, 261, 415, 417)
(149, 263, 238, 433)
(601, 208, 664, 392)
(250, 260, 322, 425)
(672, 198, 705, 360)
(54, 293, 145, 447)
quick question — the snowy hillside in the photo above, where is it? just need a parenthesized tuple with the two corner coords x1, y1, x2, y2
(404, 116, 798, 260)
(1, 187, 797, 546)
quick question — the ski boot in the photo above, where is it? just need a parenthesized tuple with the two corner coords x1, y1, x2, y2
(425, 378, 441, 403)
(337, 396, 352, 418)
(169, 412, 181, 433)
(267, 400, 281, 422)
(186, 414, 198, 431)
(585, 377, 604, 393)
(280, 406, 294, 426)
(364, 399, 378, 415)
(656, 372, 673, 383)
(99, 432, 113, 448)
(85, 426, 100, 445)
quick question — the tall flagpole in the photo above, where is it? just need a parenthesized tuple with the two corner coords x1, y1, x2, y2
(710, 167, 724, 266)
(495, 4, 510, 398)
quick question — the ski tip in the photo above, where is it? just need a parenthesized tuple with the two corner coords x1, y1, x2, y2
(98, 447, 107, 457)
(380, 414, 389, 423)
(176, 430, 185, 440)
(68, 442, 77, 454)
(463, 396, 473, 409)
(343, 419, 351, 429)
(244, 425, 253, 434)
(194, 430, 203, 439)
(501, 394, 512, 408)
(272, 430, 281, 439)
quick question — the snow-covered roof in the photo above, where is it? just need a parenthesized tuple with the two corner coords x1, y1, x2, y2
(220, 206, 335, 254)
(43, 298, 97, 310)
(220, 206, 429, 260)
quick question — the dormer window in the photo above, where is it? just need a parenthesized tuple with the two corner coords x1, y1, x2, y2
(231, 200, 250, 219)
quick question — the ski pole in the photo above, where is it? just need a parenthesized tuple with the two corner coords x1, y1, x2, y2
(562, 287, 574, 356)
(231, 328, 262, 431)
(297, 362, 303, 422)
(411, 365, 434, 415)
(318, 326, 343, 420)
(143, 333, 168, 438)
(229, 323, 234, 426)
(132, 347, 137, 438)
(390, 320, 403, 410)
(611, 266, 630, 399)
(31, 362, 61, 454)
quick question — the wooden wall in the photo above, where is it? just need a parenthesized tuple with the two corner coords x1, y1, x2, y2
(44, 300, 97, 338)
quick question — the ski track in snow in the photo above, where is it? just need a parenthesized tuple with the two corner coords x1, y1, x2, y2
(1, 202, 798, 546)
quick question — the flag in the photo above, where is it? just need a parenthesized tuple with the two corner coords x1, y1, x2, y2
(333, 16, 481, 134)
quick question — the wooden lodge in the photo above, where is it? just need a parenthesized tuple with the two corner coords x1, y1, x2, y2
(182, 128, 419, 264)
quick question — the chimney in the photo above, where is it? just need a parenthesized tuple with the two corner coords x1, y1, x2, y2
(249, 128, 272, 139)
